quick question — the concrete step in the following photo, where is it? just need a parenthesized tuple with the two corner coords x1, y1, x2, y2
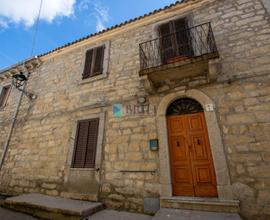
(160, 197, 240, 213)
(153, 208, 242, 220)
(2, 193, 104, 220)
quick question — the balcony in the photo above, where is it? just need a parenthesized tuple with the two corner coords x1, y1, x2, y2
(139, 23, 220, 89)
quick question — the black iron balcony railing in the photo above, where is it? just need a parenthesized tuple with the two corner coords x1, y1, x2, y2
(139, 22, 218, 71)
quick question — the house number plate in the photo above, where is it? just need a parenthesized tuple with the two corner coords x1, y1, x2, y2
(205, 104, 214, 112)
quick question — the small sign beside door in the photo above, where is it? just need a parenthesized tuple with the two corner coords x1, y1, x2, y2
(205, 104, 214, 112)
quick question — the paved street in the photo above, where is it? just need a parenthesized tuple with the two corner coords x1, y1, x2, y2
(88, 209, 152, 220)
(0, 207, 39, 220)
(0, 207, 152, 220)
(0, 207, 242, 220)
(153, 208, 241, 220)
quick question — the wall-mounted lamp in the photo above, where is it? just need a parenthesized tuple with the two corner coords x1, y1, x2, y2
(12, 72, 37, 100)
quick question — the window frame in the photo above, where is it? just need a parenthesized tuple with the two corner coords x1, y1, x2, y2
(0, 84, 12, 109)
(80, 41, 110, 84)
(71, 118, 99, 169)
(67, 112, 106, 171)
(158, 17, 194, 64)
(82, 46, 105, 79)
(151, 15, 194, 63)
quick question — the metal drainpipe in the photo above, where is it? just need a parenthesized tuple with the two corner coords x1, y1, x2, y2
(0, 73, 29, 169)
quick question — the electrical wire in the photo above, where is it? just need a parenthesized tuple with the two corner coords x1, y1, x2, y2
(30, 0, 43, 57)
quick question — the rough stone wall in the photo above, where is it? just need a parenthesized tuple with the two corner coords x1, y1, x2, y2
(0, 0, 269, 219)
(192, 1, 270, 219)
(201, 79, 270, 220)
(0, 22, 158, 207)
(194, 0, 270, 80)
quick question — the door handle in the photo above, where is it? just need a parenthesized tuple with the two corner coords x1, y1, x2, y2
(177, 141, 180, 147)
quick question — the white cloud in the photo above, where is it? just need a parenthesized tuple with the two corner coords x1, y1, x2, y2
(96, 17, 105, 31)
(93, 1, 109, 31)
(0, 0, 76, 28)
(78, 0, 90, 11)
(0, 18, 8, 28)
(78, 0, 109, 32)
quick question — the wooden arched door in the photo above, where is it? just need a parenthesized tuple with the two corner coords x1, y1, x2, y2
(166, 98, 218, 197)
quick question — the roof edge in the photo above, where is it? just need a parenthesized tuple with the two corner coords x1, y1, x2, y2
(1, 0, 195, 74)
(0, 57, 41, 80)
(38, 0, 191, 58)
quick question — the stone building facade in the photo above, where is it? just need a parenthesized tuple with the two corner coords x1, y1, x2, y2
(0, 0, 269, 219)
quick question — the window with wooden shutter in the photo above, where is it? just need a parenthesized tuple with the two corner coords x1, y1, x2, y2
(72, 118, 99, 168)
(82, 45, 105, 79)
(0, 85, 11, 108)
(159, 18, 193, 63)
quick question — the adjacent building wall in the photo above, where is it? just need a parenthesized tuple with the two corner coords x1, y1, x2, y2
(0, 0, 269, 219)
(0, 82, 19, 166)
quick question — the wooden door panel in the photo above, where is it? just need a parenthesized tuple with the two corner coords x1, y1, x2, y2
(191, 135, 209, 160)
(187, 113, 218, 197)
(194, 165, 218, 197)
(170, 136, 188, 162)
(167, 112, 217, 197)
(168, 116, 185, 135)
(188, 115, 204, 132)
(193, 165, 213, 183)
(174, 167, 193, 184)
(168, 116, 195, 196)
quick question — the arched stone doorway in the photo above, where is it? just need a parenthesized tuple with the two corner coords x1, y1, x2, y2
(166, 98, 217, 197)
(157, 89, 233, 200)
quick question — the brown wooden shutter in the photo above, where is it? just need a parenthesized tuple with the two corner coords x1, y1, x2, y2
(174, 18, 193, 56)
(82, 49, 94, 79)
(72, 121, 90, 168)
(159, 22, 175, 63)
(174, 18, 188, 31)
(92, 45, 105, 76)
(84, 118, 99, 168)
(72, 118, 99, 168)
(82, 45, 105, 79)
(0, 85, 11, 107)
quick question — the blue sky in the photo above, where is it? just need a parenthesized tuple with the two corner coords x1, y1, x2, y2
(0, 0, 177, 70)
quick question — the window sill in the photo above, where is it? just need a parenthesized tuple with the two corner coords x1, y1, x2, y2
(69, 168, 96, 171)
(79, 72, 108, 85)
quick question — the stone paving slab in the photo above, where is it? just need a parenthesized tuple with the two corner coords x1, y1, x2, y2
(87, 209, 152, 220)
(152, 208, 242, 220)
(0, 207, 39, 220)
(3, 193, 103, 219)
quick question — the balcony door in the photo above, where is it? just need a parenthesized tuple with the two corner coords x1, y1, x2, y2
(159, 18, 193, 64)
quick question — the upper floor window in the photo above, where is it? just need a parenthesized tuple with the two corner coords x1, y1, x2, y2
(158, 18, 193, 63)
(82, 45, 105, 79)
(0, 85, 11, 108)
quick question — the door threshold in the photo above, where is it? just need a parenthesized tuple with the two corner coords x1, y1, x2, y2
(161, 196, 224, 202)
(160, 196, 240, 213)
